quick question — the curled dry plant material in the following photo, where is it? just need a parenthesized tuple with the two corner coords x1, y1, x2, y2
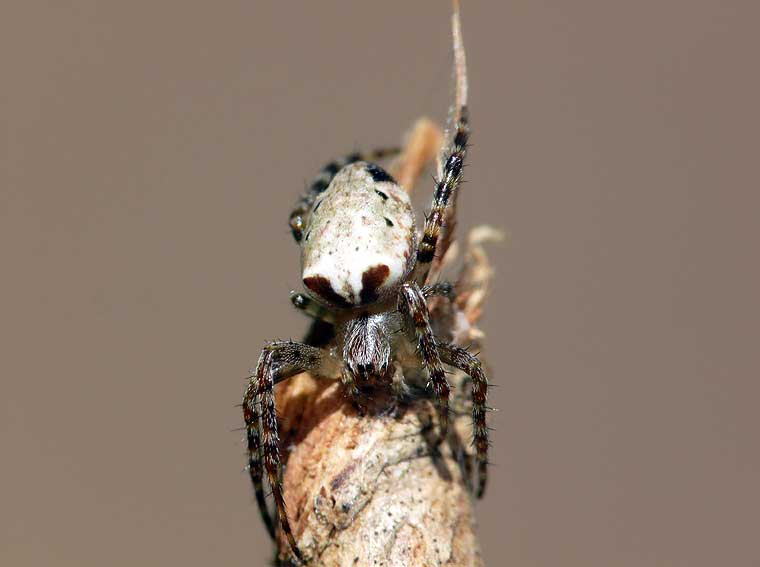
(241, 2, 502, 565)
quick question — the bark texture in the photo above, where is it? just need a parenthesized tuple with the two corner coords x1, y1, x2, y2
(276, 377, 483, 567)
(271, 120, 501, 566)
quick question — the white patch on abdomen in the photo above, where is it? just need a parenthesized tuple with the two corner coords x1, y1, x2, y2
(301, 162, 416, 307)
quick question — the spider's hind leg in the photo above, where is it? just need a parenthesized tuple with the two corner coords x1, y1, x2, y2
(413, 108, 470, 284)
(414, 1, 470, 283)
(243, 340, 335, 562)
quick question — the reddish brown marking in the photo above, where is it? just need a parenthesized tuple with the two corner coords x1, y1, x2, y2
(303, 275, 350, 308)
(359, 264, 390, 304)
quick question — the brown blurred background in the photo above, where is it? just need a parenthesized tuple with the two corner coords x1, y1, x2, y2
(2, 1, 759, 566)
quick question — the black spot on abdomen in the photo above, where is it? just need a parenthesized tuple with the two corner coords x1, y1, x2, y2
(323, 162, 340, 176)
(360, 264, 390, 304)
(366, 163, 396, 184)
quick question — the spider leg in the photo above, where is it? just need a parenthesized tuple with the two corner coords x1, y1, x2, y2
(243, 340, 331, 562)
(413, 107, 469, 285)
(437, 341, 490, 498)
(242, 384, 275, 539)
(398, 282, 450, 440)
(415, 0, 470, 283)
(421, 281, 457, 299)
(290, 291, 336, 324)
(289, 147, 401, 242)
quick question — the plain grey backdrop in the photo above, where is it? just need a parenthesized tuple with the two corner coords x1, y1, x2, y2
(2, 1, 759, 566)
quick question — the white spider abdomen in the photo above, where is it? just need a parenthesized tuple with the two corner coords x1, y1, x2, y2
(301, 162, 415, 307)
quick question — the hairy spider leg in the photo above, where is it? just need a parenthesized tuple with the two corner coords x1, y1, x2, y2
(438, 342, 490, 498)
(242, 387, 275, 539)
(243, 341, 333, 562)
(414, 0, 470, 283)
(289, 290, 336, 323)
(414, 106, 470, 284)
(421, 281, 456, 299)
(289, 147, 401, 242)
(398, 282, 451, 440)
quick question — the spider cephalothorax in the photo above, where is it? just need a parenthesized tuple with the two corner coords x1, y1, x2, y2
(243, 3, 489, 563)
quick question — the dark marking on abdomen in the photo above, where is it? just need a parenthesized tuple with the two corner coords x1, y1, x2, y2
(366, 163, 396, 184)
(360, 264, 390, 304)
(303, 276, 350, 308)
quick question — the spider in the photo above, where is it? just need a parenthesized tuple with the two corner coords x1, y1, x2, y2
(242, 2, 488, 563)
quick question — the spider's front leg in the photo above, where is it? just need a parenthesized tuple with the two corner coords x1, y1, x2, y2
(290, 291, 335, 324)
(398, 282, 450, 439)
(243, 340, 334, 563)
